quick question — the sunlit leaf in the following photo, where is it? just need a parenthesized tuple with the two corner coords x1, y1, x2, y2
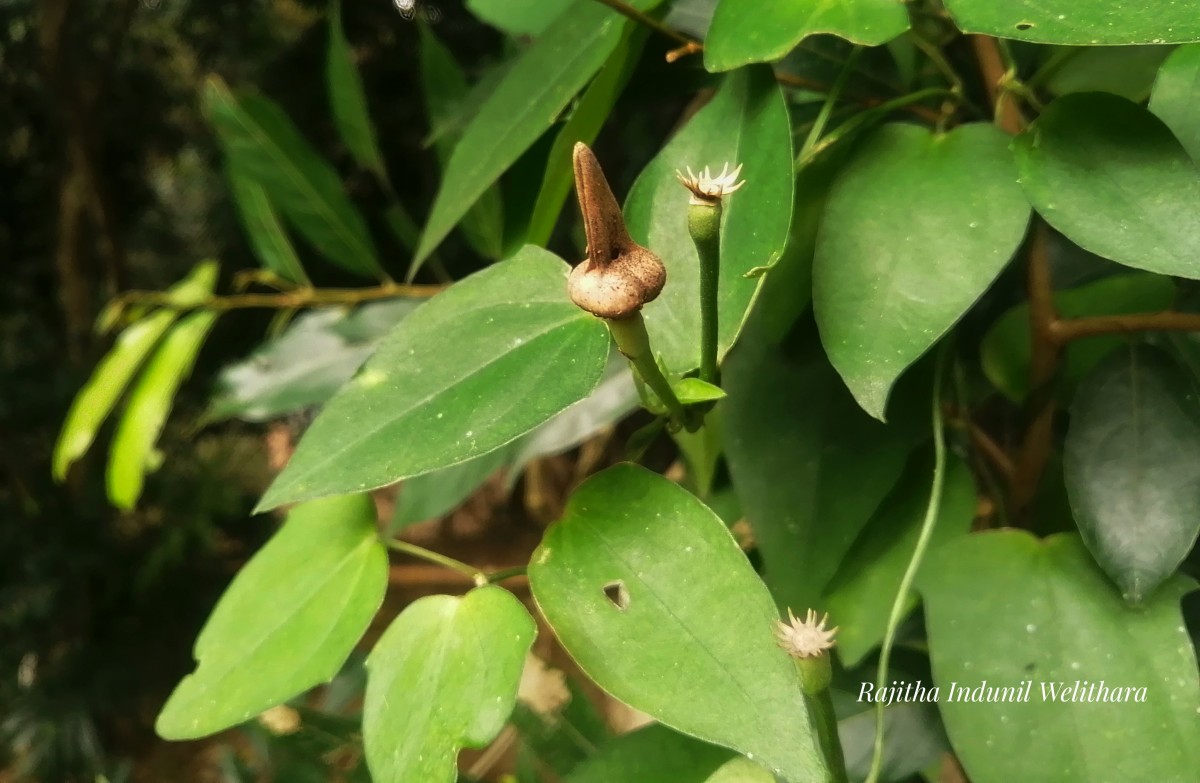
(363, 586, 535, 783)
(530, 464, 831, 783)
(157, 495, 387, 739)
(942, 0, 1200, 44)
(257, 246, 609, 511)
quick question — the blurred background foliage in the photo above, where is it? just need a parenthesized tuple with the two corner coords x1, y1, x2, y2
(0, 1, 526, 778)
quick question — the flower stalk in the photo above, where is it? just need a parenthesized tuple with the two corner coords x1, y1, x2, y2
(678, 164, 744, 384)
(777, 609, 849, 783)
(607, 312, 689, 426)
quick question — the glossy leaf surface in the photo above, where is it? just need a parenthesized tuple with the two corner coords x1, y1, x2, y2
(919, 532, 1200, 783)
(530, 464, 830, 783)
(363, 586, 535, 783)
(625, 66, 794, 374)
(566, 724, 734, 783)
(942, 0, 1200, 44)
(258, 247, 609, 511)
(1151, 44, 1200, 160)
(1014, 93, 1200, 279)
(1064, 345, 1200, 602)
(814, 122, 1029, 419)
(157, 495, 387, 739)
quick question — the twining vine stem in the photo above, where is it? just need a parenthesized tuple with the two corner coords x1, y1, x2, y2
(110, 281, 443, 313)
(384, 539, 526, 586)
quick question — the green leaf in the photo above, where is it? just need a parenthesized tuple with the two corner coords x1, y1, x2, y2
(625, 65, 794, 374)
(942, 0, 1200, 44)
(837, 701, 948, 783)
(703, 757, 777, 783)
(107, 311, 218, 509)
(529, 464, 831, 783)
(566, 724, 735, 783)
(918, 531, 1200, 783)
(981, 272, 1176, 402)
(156, 494, 387, 739)
(257, 247, 609, 511)
(414, 0, 662, 268)
(723, 332, 916, 610)
(363, 586, 535, 783)
(326, 0, 387, 181)
(1013, 92, 1200, 280)
(389, 446, 512, 533)
(207, 299, 417, 423)
(1151, 44, 1200, 160)
(204, 76, 383, 279)
(1064, 345, 1200, 602)
(527, 31, 642, 247)
(814, 123, 1030, 419)
(673, 377, 726, 404)
(53, 261, 218, 480)
(704, 0, 909, 72)
(822, 457, 976, 667)
(466, 0, 574, 35)
(226, 166, 309, 285)
(418, 25, 505, 261)
(1044, 46, 1174, 103)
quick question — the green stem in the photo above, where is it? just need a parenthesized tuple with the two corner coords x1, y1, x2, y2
(607, 312, 689, 426)
(811, 686, 850, 783)
(385, 539, 486, 585)
(687, 203, 722, 384)
(864, 345, 949, 783)
(797, 88, 954, 169)
(798, 46, 863, 163)
(485, 566, 527, 584)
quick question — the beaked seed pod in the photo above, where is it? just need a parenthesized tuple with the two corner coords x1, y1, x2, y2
(567, 143, 666, 320)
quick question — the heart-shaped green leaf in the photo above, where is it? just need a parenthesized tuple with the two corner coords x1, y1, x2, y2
(363, 586, 535, 783)
(257, 246, 609, 511)
(919, 531, 1200, 783)
(156, 494, 387, 739)
(1014, 92, 1200, 279)
(813, 122, 1030, 419)
(704, 0, 909, 72)
(625, 65, 794, 375)
(981, 272, 1176, 402)
(1151, 44, 1200, 161)
(529, 464, 831, 783)
(1065, 344, 1200, 602)
(942, 0, 1200, 44)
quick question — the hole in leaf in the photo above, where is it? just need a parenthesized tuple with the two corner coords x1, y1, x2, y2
(1015, 21, 1034, 30)
(602, 580, 630, 612)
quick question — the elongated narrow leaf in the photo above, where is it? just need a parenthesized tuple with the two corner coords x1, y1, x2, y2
(227, 167, 308, 285)
(156, 494, 387, 739)
(822, 457, 976, 666)
(566, 724, 735, 783)
(107, 311, 218, 509)
(942, 0, 1200, 45)
(814, 123, 1030, 419)
(53, 262, 218, 480)
(1064, 345, 1200, 602)
(414, 0, 663, 268)
(205, 77, 383, 279)
(981, 273, 1175, 402)
(919, 532, 1200, 783)
(527, 31, 642, 247)
(1014, 93, 1200, 280)
(327, 0, 387, 180)
(723, 331, 916, 611)
(418, 25, 504, 261)
(363, 586, 535, 783)
(705, 0, 908, 72)
(1151, 44, 1200, 160)
(530, 464, 831, 783)
(625, 65, 794, 374)
(257, 246, 609, 511)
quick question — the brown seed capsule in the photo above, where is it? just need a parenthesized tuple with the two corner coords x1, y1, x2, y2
(567, 143, 666, 320)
